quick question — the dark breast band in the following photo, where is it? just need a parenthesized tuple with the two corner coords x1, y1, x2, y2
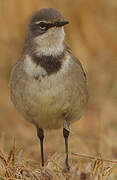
(31, 52, 65, 75)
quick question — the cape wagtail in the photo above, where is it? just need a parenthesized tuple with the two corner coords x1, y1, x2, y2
(10, 8, 88, 170)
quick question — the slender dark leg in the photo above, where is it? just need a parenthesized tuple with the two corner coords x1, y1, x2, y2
(63, 128, 70, 170)
(37, 127, 44, 167)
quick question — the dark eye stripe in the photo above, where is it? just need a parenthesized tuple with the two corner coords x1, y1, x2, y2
(34, 21, 56, 31)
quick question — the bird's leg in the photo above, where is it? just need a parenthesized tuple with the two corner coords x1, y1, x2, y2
(37, 127, 44, 167)
(63, 128, 70, 170)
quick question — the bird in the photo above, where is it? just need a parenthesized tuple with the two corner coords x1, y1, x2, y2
(9, 8, 88, 171)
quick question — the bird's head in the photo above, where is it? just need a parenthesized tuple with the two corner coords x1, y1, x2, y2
(28, 8, 69, 37)
(27, 8, 69, 56)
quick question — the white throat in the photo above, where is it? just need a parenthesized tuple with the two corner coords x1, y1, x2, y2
(34, 27, 65, 56)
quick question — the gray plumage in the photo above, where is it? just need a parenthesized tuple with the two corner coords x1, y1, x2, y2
(9, 8, 88, 170)
(30, 8, 64, 24)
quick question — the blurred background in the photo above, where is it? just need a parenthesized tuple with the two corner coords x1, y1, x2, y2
(0, 0, 117, 164)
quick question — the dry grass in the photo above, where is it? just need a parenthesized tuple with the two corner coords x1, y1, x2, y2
(0, 144, 116, 179)
(0, 0, 117, 179)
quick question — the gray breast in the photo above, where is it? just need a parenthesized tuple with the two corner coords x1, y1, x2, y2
(10, 52, 88, 129)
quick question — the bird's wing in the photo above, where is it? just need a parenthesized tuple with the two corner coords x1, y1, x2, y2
(66, 45, 87, 80)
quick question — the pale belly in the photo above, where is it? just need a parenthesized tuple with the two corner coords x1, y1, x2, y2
(11, 73, 87, 129)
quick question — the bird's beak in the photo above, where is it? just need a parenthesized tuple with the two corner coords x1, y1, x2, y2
(46, 21, 69, 29)
(55, 21, 69, 27)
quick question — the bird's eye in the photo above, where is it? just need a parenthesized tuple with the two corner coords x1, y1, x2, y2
(38, 22, 46, 29)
